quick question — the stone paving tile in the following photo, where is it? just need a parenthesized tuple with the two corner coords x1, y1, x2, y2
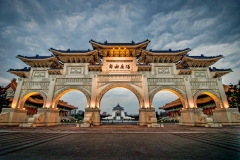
(0, 125, 240, 160)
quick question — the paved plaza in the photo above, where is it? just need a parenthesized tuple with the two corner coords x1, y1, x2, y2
(0, 124, 239, 160)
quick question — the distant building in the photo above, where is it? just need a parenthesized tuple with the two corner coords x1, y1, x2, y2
(102, 112, 107, 116)
(102, 104, 134, 120)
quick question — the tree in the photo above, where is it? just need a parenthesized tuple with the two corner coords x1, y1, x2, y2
(0, 86, 9, 112)
(226, 80, 240, 112)
(156, 111, 160, 119)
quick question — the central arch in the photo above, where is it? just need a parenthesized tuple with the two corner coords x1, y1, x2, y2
(96, 83, 144, 108)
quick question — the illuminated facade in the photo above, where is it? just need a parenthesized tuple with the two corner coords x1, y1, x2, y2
(0, 39, 239, 127)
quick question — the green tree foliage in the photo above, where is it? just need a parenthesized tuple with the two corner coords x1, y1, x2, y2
(155, 111, 160, 119)
(0, 86, 9, 112)
(226, 80, 240, 112)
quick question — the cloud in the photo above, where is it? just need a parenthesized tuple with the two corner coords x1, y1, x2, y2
(0, 0, 240, 114)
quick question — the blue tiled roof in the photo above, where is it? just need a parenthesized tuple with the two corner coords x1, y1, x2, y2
(148, 48, 190, 53)
(90, 39, 150, 45)
(186, 54, 223, 59)
(113, 103, 124, 110)
(8, 67, 31, 72)
(209, 67, 232, 72)
(49, 48, 93, 53)
(17, 54, 54, 59)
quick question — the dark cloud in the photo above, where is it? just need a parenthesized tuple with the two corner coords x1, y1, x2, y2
(0, 0, 240, 113)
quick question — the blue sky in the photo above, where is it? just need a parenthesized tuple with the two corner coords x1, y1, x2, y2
(0, 0, 240, 114)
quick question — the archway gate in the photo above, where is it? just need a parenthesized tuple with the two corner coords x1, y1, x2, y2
(2, 39, 239, 127)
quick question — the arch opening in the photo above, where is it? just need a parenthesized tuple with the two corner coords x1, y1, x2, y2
(19, 91, 46, 116)
(53, 89, 88, 122)
(100, 88, 139, 122)
(154, 90, 183, 122)
(196, 94, 216, 117)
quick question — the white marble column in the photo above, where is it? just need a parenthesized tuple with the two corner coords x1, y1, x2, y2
(46, 78, 56, 108)
(11, 78, 24, 108)
(217, 78, 229, 108)
(142, 75, 149, 108)
(90, 75, 97, 108)
(184, 78, 194, 108)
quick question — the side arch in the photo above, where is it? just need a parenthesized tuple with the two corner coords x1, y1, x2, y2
(52, 86, 91, 108)
(193, 90, 222, 109)
(96, 83, 144, 108)
(18, 90, 47, 109)
(149, 86, 187, 108)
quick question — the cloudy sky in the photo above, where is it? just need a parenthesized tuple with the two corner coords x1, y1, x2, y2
(0, 0, 240, 114)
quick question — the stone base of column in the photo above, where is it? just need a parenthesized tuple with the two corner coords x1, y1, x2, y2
(84, 108, 101, 126)
(139, 108, 156, 126)
(179, 108, 197, 126)
(39, 108, 60, 126)
(212, 108, 240, 125)
(21, 108, 60, 127)
(179, 108, 218, 127)
(0, 108, 28, 126)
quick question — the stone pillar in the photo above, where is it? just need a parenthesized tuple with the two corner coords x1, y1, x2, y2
(142, 75, 150, 108)
(84, 108, 101, 126)
(46, 78, 56, 108)
(183, 78, 194, 108)
(11, 78, 24, 109)
(0, 108, 28, 126)
(41, 108, 60, 126)
(90, 75, 97, 108)
(217, 78, 229, 108)
(212, 108, 240, 125)
(139, 108, 155, 126)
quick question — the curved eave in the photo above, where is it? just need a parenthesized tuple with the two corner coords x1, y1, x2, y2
(17, 55, 55, 61)
(17, 55, 61, 68)
(211, 70, 232, 78)
(180, 55, 224, 68)
(185, 55, 223, 61)
(8, 70, 29, 78)
(89, 39, 150, 49)
(143, 48, 191, 56)
(49, 48, 98, 56)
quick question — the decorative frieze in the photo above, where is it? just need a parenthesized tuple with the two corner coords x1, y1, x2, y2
(22, 82, 50, 89)
(98, 74, 142, 82)
(147, 78, 184, 85)
(190, 82, 218, 89)
(56, 78, 92, 85)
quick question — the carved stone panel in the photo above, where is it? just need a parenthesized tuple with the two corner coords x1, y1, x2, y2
(154, 67, 172, 76)
(69, 67, 82, 74)
(33, 71, 45, 77)
(194, 71, 206, 78)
